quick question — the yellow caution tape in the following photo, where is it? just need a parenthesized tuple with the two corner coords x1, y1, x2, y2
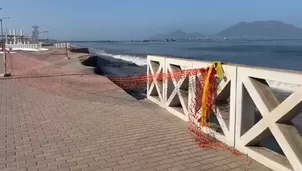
(214, 61, 224, 79)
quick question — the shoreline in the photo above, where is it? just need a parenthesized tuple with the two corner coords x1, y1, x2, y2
(71, 45, 301, 101)
(80, 53, 147, 100)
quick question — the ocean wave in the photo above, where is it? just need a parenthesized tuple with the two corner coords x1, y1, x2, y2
(93, 49, 147, 66)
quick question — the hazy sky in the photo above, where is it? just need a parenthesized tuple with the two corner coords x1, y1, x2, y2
(1, 0, 302, 40)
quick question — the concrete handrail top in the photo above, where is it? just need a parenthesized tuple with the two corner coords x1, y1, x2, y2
(147, 55, 302, 74)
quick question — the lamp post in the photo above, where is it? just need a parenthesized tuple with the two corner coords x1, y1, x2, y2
(0, 7, 2, 49)
(0, 17, 10, 77)
(1, 17, 9, 50)
(39, 30, 49, 43)
(0, 8, 10, 77)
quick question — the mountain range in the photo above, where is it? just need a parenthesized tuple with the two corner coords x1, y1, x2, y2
(149, 21, 302, 39)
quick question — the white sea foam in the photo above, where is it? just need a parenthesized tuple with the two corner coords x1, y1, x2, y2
(95, 49, 147, 66)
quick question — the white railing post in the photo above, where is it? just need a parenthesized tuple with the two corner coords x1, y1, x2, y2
(147, 55, 166, 107)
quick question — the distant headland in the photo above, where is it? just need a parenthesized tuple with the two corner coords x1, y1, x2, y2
(149, 21, 302, 40)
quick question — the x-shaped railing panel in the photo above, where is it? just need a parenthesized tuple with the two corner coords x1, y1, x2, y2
(166, 63, 190, 116)
(147, 56, 166, 106)
(240, 77, 302, 170)
(236, 66, 302, 171)
(191, 62, 237, 146)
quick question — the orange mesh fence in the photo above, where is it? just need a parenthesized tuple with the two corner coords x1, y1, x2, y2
(4, 51, 247, 159)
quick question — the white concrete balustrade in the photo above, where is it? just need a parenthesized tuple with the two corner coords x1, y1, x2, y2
(54, 43, 70, 48)
(5, 43, 42, 49)
(147, 55, 302, 171)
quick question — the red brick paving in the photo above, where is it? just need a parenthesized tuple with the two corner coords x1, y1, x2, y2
(0, 51, 271, 171)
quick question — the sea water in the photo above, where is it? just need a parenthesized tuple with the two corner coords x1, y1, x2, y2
(73, 39, 302, 90)
(74, 39, 302, 69)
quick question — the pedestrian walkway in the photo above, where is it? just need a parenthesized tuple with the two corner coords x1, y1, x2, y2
(0, 50, 270, 171)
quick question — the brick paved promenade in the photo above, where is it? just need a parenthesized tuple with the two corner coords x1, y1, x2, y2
(0, 50, 270, 171)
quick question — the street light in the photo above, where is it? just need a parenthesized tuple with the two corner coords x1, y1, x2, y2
(1, 17, 9, 51)
(0, 7, 3, 49)
(40, 31, 49, 42)
(0, 8, 10, 77)
(0, 16, 10, 77)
